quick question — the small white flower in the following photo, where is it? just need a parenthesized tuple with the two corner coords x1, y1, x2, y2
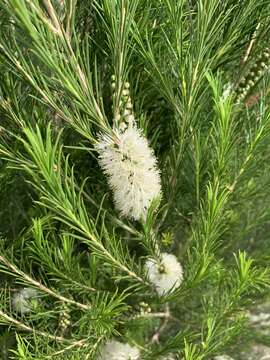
(96, 125, 161, 220)
(213, 356, 234, 360)
(98, 339, 140, 360)
(144, 253, 183, 296)
(12, 287, 38, 314)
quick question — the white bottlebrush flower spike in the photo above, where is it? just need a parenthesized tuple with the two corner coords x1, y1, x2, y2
(144, 253, 183, 296)
(12, 287, 38, 314)
(213, 356, 234, 360)
(98, 339, 140, 360)
(96, 124, 161, 220)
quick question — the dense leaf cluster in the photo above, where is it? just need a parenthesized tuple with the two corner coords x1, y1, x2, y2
(0, 0, 270, 359)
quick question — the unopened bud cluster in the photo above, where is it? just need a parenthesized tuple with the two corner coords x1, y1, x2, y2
(111, 75, 135, 131)
(58, 303, 71, 336)
(139, 301, 152, 315)
(236, 47, 270, 103)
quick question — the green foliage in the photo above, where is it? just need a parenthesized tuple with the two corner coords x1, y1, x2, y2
(0, 0, 270, 359)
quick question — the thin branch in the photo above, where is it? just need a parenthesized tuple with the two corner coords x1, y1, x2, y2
(42, 0, 63, 34)
(45, 338, 89, 358)
(66, 0, 76, 40)
(0, 255, 91, 310)
(85, 336, 104, 359)
(43, 0, 88, 94)
(0, 309, 65, 342)
(0, 308, 98, 353)
(26, 0, 61, 35)
(242, 22, 261, 64)
(151, 304, 171, 344)
(130, 311, 173, 320)
(41, 0, 104, 120)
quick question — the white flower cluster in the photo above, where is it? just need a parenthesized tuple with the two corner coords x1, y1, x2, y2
(144, 253, 183, 296)
(12, 287, 38, 314)
(98, 339, 140, 360)
(96, 125, 161, 220)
